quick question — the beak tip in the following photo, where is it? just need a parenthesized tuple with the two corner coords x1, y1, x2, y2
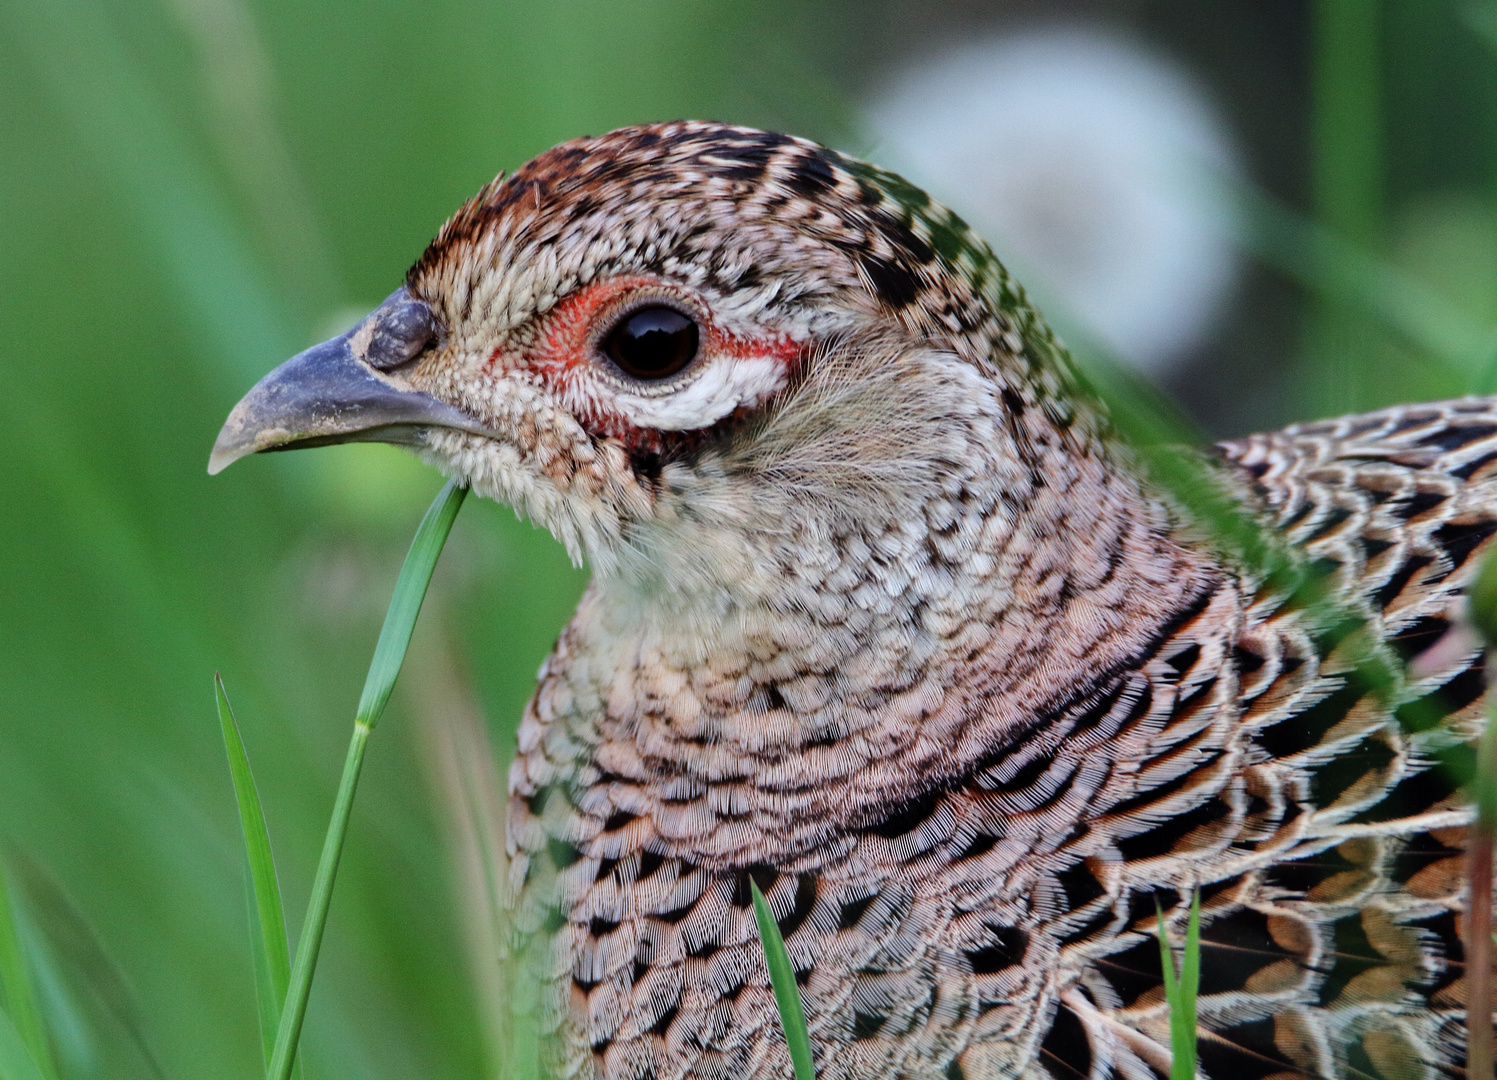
(207, 408, 290, 475)
(206, 447, 236, 476)
(207, 420, 241, 475)
(207, 436, 257, 475)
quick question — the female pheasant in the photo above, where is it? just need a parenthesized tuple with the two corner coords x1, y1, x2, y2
(212, 122, 1496, 1080)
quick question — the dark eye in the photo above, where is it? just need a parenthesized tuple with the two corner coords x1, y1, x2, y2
(603, 306, 699, 380)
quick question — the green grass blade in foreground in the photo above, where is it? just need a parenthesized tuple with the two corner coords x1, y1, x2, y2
(0, 1004, 48, 1080)
(215, 675, 301, 1079)
(1066, 329, 1479, 787)
(750, 880, 814, 1080)
(267, 480, 468, 1080)
(356, 480, 469, 727)
(1157, 892, 1200, 1080)
(0, 862, 54, 1080)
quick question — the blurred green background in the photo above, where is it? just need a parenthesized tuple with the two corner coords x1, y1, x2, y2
(3, 1, 1497, 1078)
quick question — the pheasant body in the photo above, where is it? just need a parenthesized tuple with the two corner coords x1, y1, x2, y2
(213, 122, 1497, 1079)
(509, 396, 1496, 1080)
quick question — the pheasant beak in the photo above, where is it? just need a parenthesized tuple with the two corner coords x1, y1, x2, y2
(208, 292, 493, 475)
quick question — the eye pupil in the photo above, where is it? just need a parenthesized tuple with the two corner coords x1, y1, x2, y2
(604, 306, 699, 380)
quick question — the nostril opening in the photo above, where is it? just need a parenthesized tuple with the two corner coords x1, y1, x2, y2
(365, 298, 436, 370)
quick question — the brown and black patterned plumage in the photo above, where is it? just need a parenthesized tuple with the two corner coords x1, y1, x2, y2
(212, 122, 1497, 1080)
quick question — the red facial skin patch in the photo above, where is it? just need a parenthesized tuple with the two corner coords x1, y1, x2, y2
(489, 276, 806, 453)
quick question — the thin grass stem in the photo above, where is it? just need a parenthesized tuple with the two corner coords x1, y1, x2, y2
(266, 480, 467, 1080)
(267, 722, 370, 1080)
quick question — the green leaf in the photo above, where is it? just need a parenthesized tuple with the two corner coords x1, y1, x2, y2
(356, 480, 468, 729)
(749, 880, 814, 1080)
(1157, 892, 1200, 1080)
(215, 674, 301, 1079)
(0, 1003, 47, 1080)
(0, 858, 54, 1080)
(267, 479, 468, 1080)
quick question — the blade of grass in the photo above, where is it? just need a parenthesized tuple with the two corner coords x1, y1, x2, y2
(0, 861, 54, 1080)
(749, 880, 814, 1080)
(1156, 891, 1200, 1080)
(215, 674, 301, 1079)
(0, 1003, 48, 1080)
(3, 847, 166, 1080)
(353, 481, 468, 729)
(1062, 320, 1480, 790)
(266, 479, 467, 1080)
(1156, 904, 1177, 1026)
(1234, 184, 1489, 382)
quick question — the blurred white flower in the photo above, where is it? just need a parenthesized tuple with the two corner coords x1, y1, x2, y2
(865, 26, 1241, 375)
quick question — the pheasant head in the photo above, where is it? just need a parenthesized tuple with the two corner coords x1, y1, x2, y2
(212, 121, 1214, 853)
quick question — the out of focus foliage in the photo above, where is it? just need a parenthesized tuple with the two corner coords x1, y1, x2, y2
(0, 2, 834, 1077)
